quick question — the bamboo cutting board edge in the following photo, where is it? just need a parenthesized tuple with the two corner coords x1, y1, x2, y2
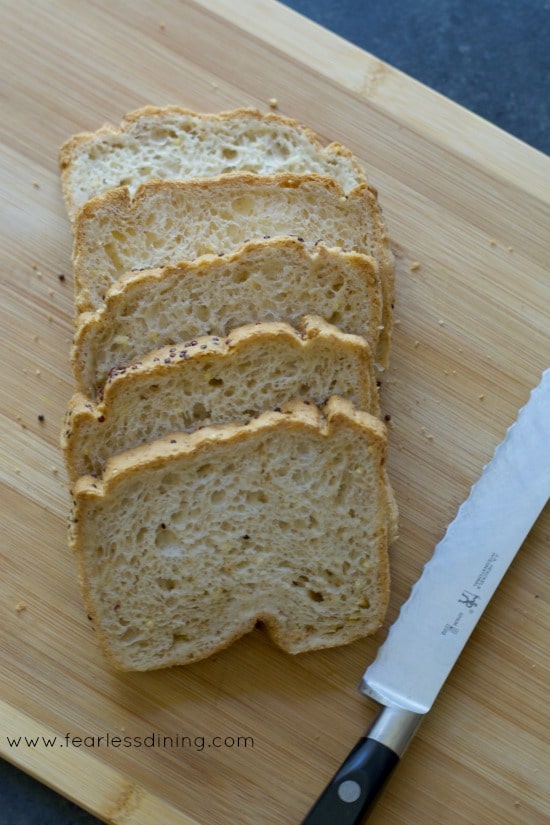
(0, 699, 200, 825)
(206, 0, 550, 195)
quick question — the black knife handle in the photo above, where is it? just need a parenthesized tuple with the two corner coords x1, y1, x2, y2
(299, 736, 398, 825)
(300, 706, 423, 825)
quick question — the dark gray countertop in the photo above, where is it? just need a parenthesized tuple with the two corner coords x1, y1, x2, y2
(283, 0, 549, 154)
(2, 1, 547, 823)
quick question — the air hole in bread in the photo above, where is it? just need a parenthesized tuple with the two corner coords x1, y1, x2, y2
(195, 463, 214, 478)
(231, 195, 256, 215)
(154, 526, 181, 556)
(157, 577, 177, 592)
(225, 224, 245, 245)
(192, 402, 210, 420)
(104, 242, 123, 271)
(145, 232, 165, 249)
(211, 489, 226, 505)
(245, 489, 268, 505)
(172, 632, 190, 646)
(231, 268, 251, 284)
(274, 140, 290, 159)
(195, 305, 210, 322)
(120, 627, 143, 644)
(194, 242, 214, 256)
(323, 568, 341, 585)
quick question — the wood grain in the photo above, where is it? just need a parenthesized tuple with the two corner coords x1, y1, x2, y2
(1, 1, 549, 823)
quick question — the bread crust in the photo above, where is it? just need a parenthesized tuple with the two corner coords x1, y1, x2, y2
(71, 236, 387, 396)
(59, 109, 397, 672)
(63, 316, 379, 480)
(71, 172, 393, 321)
(59, 105, 367, 219)
(72, 170, 367, 229)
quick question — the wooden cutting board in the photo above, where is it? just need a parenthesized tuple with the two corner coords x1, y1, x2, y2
(1, 1, 548, 823)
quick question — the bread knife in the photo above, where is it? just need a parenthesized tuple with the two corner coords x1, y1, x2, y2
(301, 368, 550, 824)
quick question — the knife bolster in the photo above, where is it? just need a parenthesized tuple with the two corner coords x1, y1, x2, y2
(367, 706, 424, 757)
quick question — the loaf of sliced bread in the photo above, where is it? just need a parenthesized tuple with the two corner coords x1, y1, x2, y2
(72, 173, 394, 326)
(70, 397, 395, 670)
(72, 237, 385, 398)
(63, 317, 379, 480)
(59, 106, 368, 220)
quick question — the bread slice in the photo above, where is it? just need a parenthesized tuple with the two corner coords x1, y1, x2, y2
(70, 397, 395, 671)
(59, 106, 368, 220)
(72, 237, 386, 398)
(71, 173, 394, 334)
(63, 316, 379, 481)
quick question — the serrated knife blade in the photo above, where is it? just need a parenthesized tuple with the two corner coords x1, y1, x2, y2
(301, 369, 550, 825)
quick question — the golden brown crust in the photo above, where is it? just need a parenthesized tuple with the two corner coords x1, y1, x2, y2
(71, 171, 391, 316)
(73, 170, 360, 226)
(62, 316, 378, 481)
(60, 105, 339, 172)
(77, 234, 378, 308)
(70, 235, 385, 395)
(59, 105, 368, 219)
(72, 398, 385, 499)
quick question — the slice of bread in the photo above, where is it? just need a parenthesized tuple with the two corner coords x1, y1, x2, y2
(59, 106, 367, 220)
(63, 316, 379, 481)
(70, 397, 395, 671)
(72, 237, 386, 398)
(71, 173, 394, 329)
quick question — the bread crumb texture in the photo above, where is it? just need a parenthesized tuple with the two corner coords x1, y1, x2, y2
(60, 107, 398, 672)
(72, 173, 391, 315)
(64, 316, 378, 479)
(72, 237, 386, 396)
(71, 401, 393, 671)
(60, 106, 367, 218)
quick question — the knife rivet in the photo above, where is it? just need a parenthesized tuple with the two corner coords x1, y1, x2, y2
(337, 779, 361, 803)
